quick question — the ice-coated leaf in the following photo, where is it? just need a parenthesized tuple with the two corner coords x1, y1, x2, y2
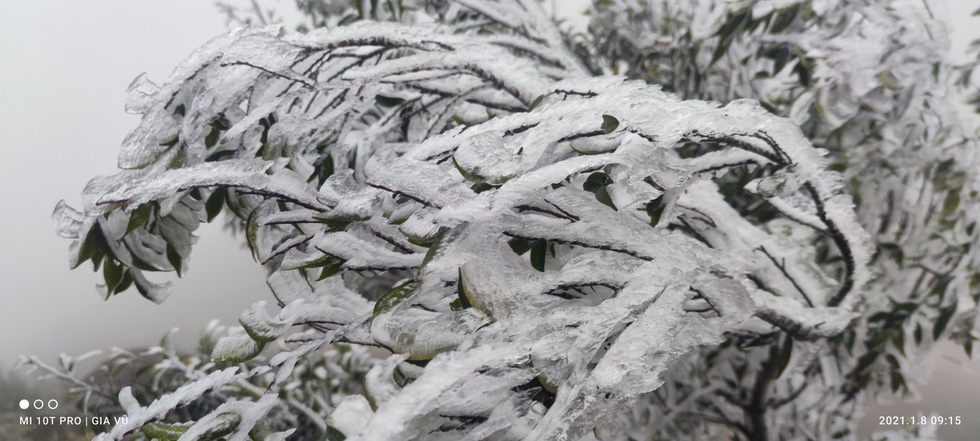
(366, 151, 475, 209)
(177, 412, 240, 441)
(125, 204, 154, 235)
(601, 114, 619, 134)
(131, 269, 172, 304)
(52, 200, 85, 239)
(125, 73, 159, 115)
(364, 354, 408, 409)
(96, 160, 304, 210)
(96, 367, 242, 441)
(211, 334, 264, 363)
(118, 387, 141, 416)
(327, 395, 374, 438)
(313, 232, 424, 271)
(239, 301, 290, 343)
(140, 422, 188, 441)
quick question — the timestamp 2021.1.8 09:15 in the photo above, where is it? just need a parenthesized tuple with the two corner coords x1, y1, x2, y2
(878, 415, 962, 426)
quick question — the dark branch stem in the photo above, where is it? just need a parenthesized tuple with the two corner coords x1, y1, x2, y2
(757, 246, 815, 307)
(802, 183, 856, 307)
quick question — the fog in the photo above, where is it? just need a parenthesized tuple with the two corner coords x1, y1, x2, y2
(0, 0, 286, 367)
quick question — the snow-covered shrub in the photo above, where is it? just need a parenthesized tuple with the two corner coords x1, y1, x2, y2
(20, 324, 374, 439)
(962, 7, 980, 114)
(584, 0, 980, 438)
(40, 0, 975, 440)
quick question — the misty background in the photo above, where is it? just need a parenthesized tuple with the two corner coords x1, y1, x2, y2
(0, 0, 977, 437)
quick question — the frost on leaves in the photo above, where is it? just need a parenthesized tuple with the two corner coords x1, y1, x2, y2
(54, 2, 873, 440)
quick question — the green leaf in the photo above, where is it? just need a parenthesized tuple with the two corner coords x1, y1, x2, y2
(140, 422, 188, 441)
(212, 335, 264, 363)
(317, 257, 345, 280)
(167, 146, 186, 169)
(601, 114, 619, 134)
(528, 93, 548, 111)
(375, 95, 405, 107)
(325, 425, 347, 441)
(451, 114, 472, 130)
(941, 191, 960, 218)
(885, 353, 900, 370)
(240, 302, 288, 343)
(583, 172, 611, 193)
(71, 225, 99, 270)
(420, 230, 451, 269)
(530, 241, 546, 272)
(932, 304, 957, 340)
(769, 4, 799, 34)
(452, 157, 485, 183)
(282, 254, 329, 270)
(166, 243, 182, 277)
(892, 371, 907, 394)
(569, 141, 617, 156)
(508, 238, 533, 255)
(115, 270, 134, 295)
(449, 298, 463, 311)
(126, 204, 153, 235)
(876, 70, 902, 90)
(891, 330, 906, 357)
(196, 412, 242, 441)
(204, 124, 221, 148)
(867, 328, 894, 348)
(247, 419, 275, 441)
(127, 249, 164, 272)
(205, 188, 226, 222)
(645, 197, 666, 227)
(245, 208, 263, 261)
(456, 268, 472, 309)
(471, 182, 496, 193)
(594, 186, 617, 210)
(91, 250, 105, 272)
(711, 11, 749, 65)
(159, 134, 179, 147)
(885, 354, 903, 393)
(374, 281, 419, 317)
(103, 259, 124, 294)
(316, 153, 335, 184)
(868, 312, 891, 323)
(775, 335, 793, 378)
(213, 114, 231, 130)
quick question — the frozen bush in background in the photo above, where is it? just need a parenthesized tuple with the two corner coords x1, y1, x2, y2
(28, 0, 978, 440)
(585, 0, 980, 439)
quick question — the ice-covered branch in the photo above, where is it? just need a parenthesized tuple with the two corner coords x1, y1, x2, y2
(52, 4, 879, 439)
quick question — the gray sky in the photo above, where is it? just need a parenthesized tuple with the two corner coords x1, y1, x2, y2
(0, 0, 978, 436)
(0, 0, 289, 367)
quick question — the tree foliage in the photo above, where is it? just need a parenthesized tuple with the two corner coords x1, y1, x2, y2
(32, 0, 979, 440)
(583, 0, 980, 438)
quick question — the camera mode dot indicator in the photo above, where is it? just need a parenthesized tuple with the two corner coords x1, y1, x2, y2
(19, 399, 29, 410)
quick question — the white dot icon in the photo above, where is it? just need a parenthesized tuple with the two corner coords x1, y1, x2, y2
(19, 399, 29, 410)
